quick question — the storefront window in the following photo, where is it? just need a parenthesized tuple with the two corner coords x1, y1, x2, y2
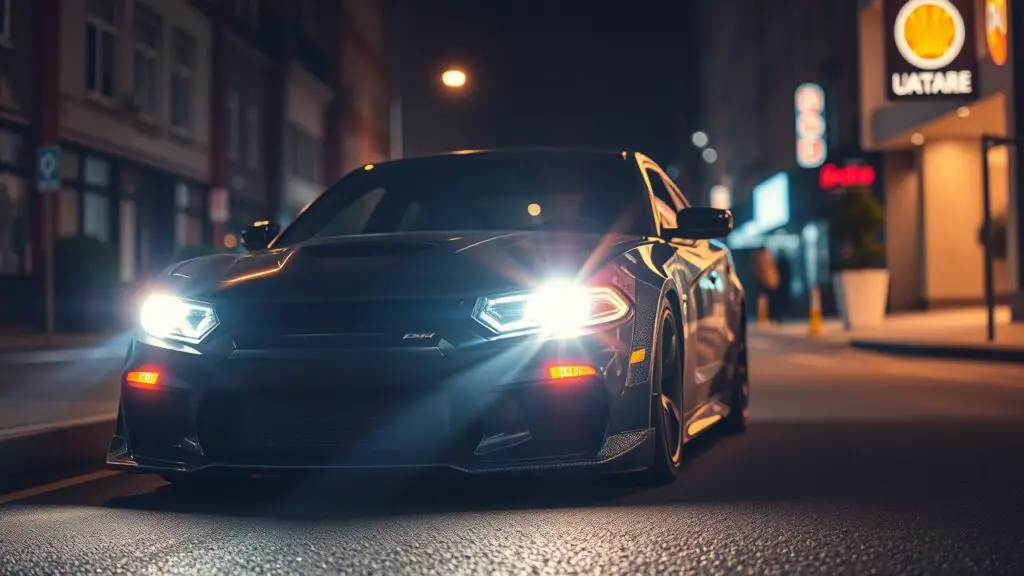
(58, 188, 79, 237)
(82, 156, 112, 243)
(0, 174, 28, 275)
(174, 182, 204, 248)
(0, 127, 29, 276)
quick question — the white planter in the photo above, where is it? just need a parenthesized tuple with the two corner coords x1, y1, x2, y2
(833, 269, 890, 331)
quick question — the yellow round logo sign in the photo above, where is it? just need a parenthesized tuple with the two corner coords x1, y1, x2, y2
(986, 0, 1008, 66)
(894, 0, 966, 70)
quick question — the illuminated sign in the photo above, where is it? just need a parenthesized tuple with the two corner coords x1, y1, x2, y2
(795, 83, 827, 169)
(885, 0, 978, 100)
(752, 172, 790, 232)
(986, 0, 1008, 66)
(819, 163, 877, 189)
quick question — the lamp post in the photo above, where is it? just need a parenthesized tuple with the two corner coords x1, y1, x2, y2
(390, 67, 469, 160)
(1011, 0, 1024, 321)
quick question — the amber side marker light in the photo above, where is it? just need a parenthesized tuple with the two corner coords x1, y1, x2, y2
(125, 369, 161, 388)
(548, 365, 598, 380)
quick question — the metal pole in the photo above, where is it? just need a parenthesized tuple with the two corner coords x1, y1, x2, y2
(981, 136, 996, 342)
(389, 96, 403, 160)
(1011, 0, 1024, 319)
(44, 190, 55, 340)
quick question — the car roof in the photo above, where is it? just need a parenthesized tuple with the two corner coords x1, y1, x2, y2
(362, 148, 648, 171)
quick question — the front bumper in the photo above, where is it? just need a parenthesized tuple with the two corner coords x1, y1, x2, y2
(108, 326, 657, 476)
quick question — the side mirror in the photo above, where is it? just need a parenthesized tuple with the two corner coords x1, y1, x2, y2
(240, 220, 281, 251)
(667, 208, 734, 240)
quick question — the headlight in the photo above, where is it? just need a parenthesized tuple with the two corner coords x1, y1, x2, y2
(472, 280, 631, 337)
(139, 294, 219, 344)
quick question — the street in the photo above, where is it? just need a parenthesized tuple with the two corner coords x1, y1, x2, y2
(1, 332, 1024, 574)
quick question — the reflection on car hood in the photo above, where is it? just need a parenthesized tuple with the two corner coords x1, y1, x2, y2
(163, 231, 650, 301)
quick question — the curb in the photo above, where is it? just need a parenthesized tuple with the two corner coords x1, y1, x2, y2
(850, 340, 1024, 364)
(0, 418, 115, 495)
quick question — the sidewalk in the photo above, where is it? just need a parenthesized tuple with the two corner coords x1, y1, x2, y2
(0, 330, 131, 365)
(754, 306, 1024, 363)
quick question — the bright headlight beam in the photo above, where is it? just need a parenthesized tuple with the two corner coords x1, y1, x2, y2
(472, 281, 630, 337)
(139, 294, 219, 344)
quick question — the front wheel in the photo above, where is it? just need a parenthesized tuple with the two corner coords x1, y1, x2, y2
(631, 301, 685, 486)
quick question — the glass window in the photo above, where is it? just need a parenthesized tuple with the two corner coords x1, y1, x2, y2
(170, 29, 196, 130)
(61, 148, 79, 180)
(0, 0, 11, 47)
(0, 174, 28, 275)
(274, 153, 647, 247)
(57, 188, 79, 237)
(0, 128, 22, 165)
(119, 199, 136, 282)
(646, 170, 678, 229)
(133, 4, 162, 116)
(84, 156, 110, 187)
(85, 0, 117, 98)
(83, 191, 110, 242)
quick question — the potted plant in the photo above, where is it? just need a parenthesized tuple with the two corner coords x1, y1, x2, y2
(831, 186, 887, 330)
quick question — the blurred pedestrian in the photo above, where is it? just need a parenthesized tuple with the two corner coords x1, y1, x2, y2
(751, 247, 779, 323)
(773, 254, 792, 323)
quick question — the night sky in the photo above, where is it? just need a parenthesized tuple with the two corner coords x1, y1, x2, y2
(397, 1, 697, 169)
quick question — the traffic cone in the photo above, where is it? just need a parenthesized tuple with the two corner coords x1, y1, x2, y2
(808, 285, 823, 336)
(757, 294, 770, 326)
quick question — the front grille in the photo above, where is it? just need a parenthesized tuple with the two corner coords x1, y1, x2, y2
(196, 387, 479, 465)
(216, 298, 469, 337)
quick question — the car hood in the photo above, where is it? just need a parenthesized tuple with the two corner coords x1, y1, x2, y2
(163, 231, 649, 301)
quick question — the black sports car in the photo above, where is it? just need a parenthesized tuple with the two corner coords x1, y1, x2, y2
(108, 149, 749, 486)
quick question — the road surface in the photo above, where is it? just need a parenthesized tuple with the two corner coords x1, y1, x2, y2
(1, 331, 1023, 574)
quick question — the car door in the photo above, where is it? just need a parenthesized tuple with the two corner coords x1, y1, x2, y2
(641, 162, 730, 408)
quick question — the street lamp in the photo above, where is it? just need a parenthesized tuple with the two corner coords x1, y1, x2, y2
(390, 66, 471, 160)
(692, 131, 709, 148)
(441, 68, 467, 89)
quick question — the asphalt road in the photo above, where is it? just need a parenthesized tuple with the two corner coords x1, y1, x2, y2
(1, 331, 1024, 574)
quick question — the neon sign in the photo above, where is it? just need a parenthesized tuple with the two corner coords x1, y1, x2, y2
(795, 83, 827, 168)
(818, 163, 876, 189)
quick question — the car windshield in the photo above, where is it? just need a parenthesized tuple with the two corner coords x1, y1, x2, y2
(272, 152, 647, 247)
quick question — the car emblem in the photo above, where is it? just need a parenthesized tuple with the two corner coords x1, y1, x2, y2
(403, 332, 436, 340)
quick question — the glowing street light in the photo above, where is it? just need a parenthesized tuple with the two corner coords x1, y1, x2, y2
(702, 148, 718, 164)
(441, 68, 467, 89)
(692, 131, 709, 148)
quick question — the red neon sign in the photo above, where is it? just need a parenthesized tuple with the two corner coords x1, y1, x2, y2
(818, 163, 876, 189)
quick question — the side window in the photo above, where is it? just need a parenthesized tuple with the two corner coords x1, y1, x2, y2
(646, 169, 678, 229)
(317, 187, 387, 237)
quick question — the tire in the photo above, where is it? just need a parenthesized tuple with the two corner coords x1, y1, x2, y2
(631, 300, 685, 486)
(721, 312, 750, 435)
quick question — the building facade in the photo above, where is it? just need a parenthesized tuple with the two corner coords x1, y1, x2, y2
(0, 0, 38, 324)
(0, 0, 390, 330)
(696, 0, 865, 315)
(859, 0, 1019, 312)
(55, 0, 213, 281)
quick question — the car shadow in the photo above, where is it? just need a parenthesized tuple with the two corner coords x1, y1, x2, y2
(101, 418, 1024, 521)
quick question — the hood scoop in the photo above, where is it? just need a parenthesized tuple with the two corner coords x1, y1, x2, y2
(301, 240, 439, 259)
